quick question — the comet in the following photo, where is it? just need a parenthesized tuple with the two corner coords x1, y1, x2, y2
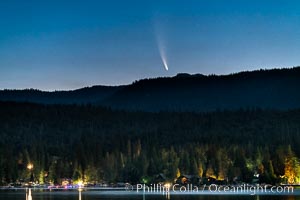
(158, 41, 169, 71)
(154, 21, 169, 71)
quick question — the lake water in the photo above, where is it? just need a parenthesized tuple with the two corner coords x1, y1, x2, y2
(1, 189, 300, 200)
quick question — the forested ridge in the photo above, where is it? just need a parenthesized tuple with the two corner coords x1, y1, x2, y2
(1, 67, 300, 112)
(0, 102, 300, 185)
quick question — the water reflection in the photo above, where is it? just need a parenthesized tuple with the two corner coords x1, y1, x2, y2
(78, 189, 82, 200)
(141, 191, 170, 200)
(16, 188, 300, 200)
(287, 195, 295, 200)
(165, 192, 170, 200)
(25, 188, 32, 200)
(24, 188, 84, 200)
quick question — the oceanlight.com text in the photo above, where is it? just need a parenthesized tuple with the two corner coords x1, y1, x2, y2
(131, 184, 294, 195)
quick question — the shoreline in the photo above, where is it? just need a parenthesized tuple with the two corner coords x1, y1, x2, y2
(0, 187, 298, 196)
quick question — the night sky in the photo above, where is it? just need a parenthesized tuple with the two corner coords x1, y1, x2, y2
(1, 0, 300, 90)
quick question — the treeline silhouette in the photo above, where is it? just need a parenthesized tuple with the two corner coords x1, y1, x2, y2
(1, 67, 300, 111)
(0, 102, 299, 185)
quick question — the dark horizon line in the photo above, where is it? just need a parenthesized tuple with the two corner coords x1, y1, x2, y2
(1, 66, 298, 92)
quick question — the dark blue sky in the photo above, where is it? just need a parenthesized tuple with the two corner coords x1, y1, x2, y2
(1, 0, 300, 90)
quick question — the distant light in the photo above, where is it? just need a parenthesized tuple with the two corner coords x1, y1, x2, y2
(27, 163, 33, 170)
(164, 182, 171, 189)
(77, 180, 84, 188)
